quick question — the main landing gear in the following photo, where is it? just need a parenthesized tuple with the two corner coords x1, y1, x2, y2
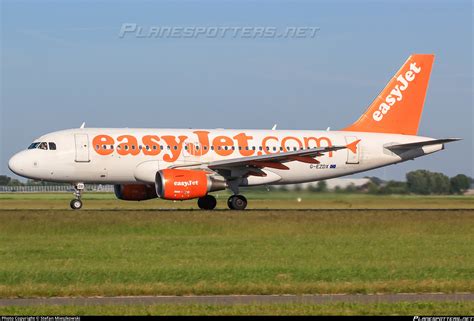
(197, 195, 217, 210)
(227, 195, 247, 210)
(70, 183, 84, 210)
(197, 194, 248, 210)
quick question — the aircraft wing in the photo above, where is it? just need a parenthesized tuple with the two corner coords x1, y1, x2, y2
(206, 145, 344, 170)
(385, 138, 461, 151)
(171, 140, 360, 173)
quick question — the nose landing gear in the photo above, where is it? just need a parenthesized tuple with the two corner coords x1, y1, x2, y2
(70, 183, 84, 210)
(70, 199, 83, 210)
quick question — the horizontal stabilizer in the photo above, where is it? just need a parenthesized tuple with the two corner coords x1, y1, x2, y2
(386, 138, 461, 150)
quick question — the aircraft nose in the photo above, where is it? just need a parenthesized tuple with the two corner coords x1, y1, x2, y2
(8, 152, 28, 176)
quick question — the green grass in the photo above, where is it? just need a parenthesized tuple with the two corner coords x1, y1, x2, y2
(0, 205, 473, 298)
(1, 302, 474, 315)
(0, 192, 473, 210)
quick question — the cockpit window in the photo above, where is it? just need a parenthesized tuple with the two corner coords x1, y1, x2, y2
(28, 141, 57, 150)
(28, 142, 40, 149)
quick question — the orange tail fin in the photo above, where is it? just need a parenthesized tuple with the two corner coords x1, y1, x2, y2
(343, 54, 434, 135)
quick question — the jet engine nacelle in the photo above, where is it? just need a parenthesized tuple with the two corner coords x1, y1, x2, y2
(156, 169, 226, 200)
(114, 184, 158, 201)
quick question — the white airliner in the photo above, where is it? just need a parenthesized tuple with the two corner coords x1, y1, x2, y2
(8, 54, 459, 210)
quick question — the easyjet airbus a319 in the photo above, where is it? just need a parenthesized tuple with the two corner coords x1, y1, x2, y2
(9, 54, 460, 210)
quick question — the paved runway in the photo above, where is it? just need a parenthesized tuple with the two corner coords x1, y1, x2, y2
(1, 294, 473, 306)
(7, 208, 474, 211)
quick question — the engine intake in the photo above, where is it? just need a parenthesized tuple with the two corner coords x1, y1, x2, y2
(156, 169, 226, 200)
(114, 184, 158, 201)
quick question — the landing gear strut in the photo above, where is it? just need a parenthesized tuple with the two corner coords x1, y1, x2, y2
(197, 195, 217, 210)
(70, 183, 84, 210)
(227, 195, 247, 210)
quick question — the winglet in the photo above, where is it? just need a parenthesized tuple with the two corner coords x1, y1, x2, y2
(346, 139, 361, 154)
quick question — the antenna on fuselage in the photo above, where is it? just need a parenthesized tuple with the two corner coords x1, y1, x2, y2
(80, 122, 86, 129)
(272, 124, 277, 130)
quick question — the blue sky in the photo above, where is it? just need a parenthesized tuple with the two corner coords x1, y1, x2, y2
(1, 0, 472, 180)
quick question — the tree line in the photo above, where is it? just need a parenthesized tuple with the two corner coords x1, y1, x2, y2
(277, 170, 472, 195)
(1, 170, 472, 195)
(365, 170, 471, 195)
(0, 176, 69, 187)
